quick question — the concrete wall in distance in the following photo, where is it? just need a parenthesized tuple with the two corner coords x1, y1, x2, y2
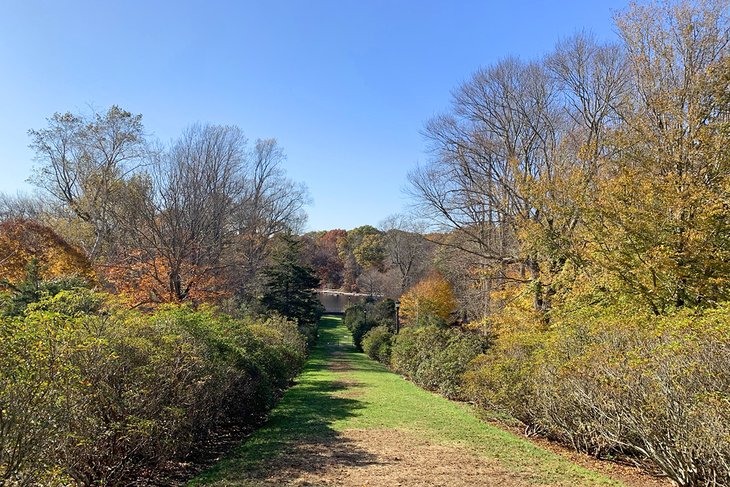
(318, 291, 370, 314)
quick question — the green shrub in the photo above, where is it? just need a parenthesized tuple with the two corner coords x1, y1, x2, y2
(368, 298, 396, 332)
(295, 317, 319, 349)
(0, 313, 81, 485)
(58, 308, 213, 484)
(463, 326, 544, 430)
(538, 310, 730, 485)
(361, 326, 393, 364)
(0, 289, 312, 485)
(0, 261, 91, 317)
(343, 304, 375, 350)
(344, 299, 398, 351)
(391, 325, 487, 400)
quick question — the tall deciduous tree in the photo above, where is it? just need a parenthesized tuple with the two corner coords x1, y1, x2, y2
(109, 124, 246, 304)
(409, 56, 568, 315)
(408, 2, 730, 318)
(28, 106, 147, 260)
(380, 214, 433, 293)
(337, 225, 383, 290)
(582, 0, 730, 313)
(303, 229, 346, 289)
(231, 138, 310, 300)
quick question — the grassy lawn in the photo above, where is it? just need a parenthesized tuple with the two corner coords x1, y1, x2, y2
(189, 316, 623, 486)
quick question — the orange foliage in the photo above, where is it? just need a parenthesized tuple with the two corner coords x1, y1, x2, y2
(0, 219, 95, 286)
(104, 251, 231, 307)
(400, 273, 457, 325)
(321, 229, 347, 247)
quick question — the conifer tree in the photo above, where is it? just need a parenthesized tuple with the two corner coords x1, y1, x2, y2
(260, 234, 323, 326)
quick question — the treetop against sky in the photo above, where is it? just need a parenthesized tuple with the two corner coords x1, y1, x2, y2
(0, 0, 627, 231)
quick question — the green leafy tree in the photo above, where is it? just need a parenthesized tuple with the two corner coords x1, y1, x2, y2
(353, 233, 385, 270)
(260, 235, 323, 327)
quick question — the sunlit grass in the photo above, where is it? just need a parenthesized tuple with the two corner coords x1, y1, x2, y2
(190, 316, 623, 486)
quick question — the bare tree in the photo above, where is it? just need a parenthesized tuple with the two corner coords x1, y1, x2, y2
(108, 128, 310, 305)
(354, 266, 400, 298)
(118, 124, 247, 303)
(410, 1, 729, 317)
(231, 138, 310, 300)
(0, 192, 48, 221)
(546, 31, 629, 162)
(28, 106, 147, 259)
(410, 57, 568, 314)
(379, 214, 433, 294)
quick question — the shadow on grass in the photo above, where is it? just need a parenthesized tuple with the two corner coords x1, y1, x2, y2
(309, 318, 392, 376)
(190, 316, 380, 485)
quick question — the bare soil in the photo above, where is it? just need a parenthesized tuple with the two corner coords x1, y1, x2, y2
(246, 428, 536, 487)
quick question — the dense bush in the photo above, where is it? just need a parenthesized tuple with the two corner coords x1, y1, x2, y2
(464, 306, 730, 486)
(0, 260, 91, 317)
(344, 299, 397, 351)
(342, 304, 374, 351)
(0, 289, 309, 485)
(294, 315, 320, 350)
(399, 274, 456, 326)
(368, 298, 397, 331)
(391, 325, 488, 400)
(361, 325, 393, 364)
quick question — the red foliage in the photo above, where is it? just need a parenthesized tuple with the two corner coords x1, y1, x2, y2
(104, 250, 231, 307)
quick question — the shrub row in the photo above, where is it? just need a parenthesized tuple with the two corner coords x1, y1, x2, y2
(464, 306, 730, 487)
(353, 296, 730, 485)
(0, 288, 309, 485)
(342, 299, 396, 351)
(387, 325, 488, 400)
(361, 325, 393, 364)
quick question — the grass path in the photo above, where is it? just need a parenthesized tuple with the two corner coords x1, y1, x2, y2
(190, 316, 625, 486)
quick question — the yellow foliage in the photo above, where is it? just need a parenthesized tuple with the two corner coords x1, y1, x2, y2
(0, 219, 95, 286)
(399, 273, 457, 325)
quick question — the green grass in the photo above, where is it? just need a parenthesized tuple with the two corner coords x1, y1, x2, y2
(189, 316, 624, 486)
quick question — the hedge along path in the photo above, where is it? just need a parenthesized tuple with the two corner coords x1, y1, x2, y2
(189, 316, 624, 487)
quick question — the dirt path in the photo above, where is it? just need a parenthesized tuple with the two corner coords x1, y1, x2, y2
(190, 317, 668, 487)
(254, 428, 538, 487)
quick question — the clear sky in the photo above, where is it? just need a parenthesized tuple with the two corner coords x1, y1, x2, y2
(0, 0, 627, 232)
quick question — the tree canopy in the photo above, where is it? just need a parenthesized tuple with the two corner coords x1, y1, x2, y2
(261, 234, 323, 326)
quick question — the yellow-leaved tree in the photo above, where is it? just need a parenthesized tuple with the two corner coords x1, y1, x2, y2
(0, 219, 95, 287)
(400, 273, 457, 326)
(577, 3, 730, 314)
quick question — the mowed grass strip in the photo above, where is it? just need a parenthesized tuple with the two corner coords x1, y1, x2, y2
(189, 316, 623, 486)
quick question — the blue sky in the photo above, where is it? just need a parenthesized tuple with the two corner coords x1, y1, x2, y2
(0, 0, 627, 231)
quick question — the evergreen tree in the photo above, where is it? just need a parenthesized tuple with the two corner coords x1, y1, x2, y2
(260, 234, 324, 326)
